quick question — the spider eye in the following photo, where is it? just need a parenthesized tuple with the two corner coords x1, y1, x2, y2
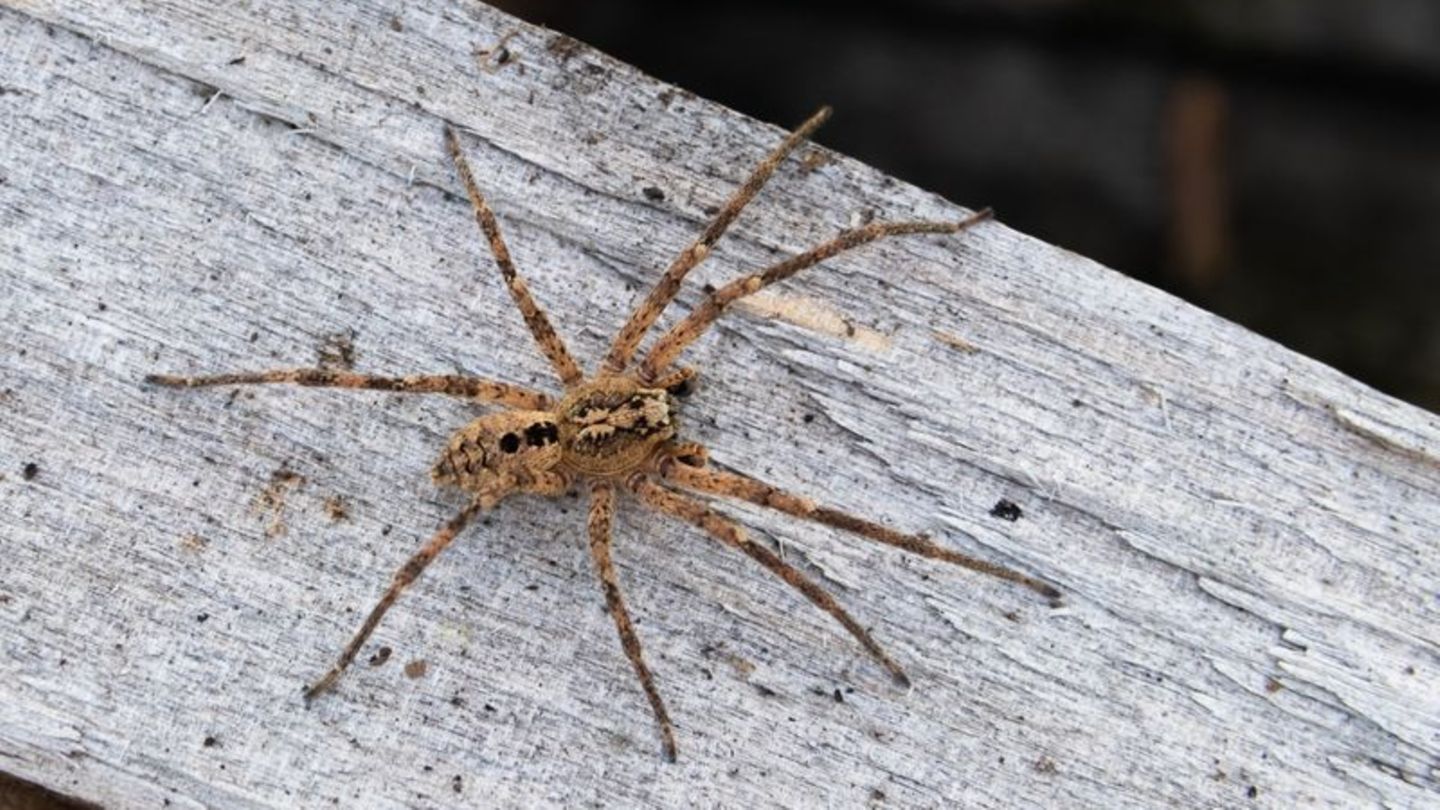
(499, 433, 520, 453)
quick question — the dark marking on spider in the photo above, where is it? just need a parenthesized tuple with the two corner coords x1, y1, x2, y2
(523, 422, 558, 447)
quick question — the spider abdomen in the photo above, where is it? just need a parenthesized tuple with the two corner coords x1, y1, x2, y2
(432, 410, 562, 491)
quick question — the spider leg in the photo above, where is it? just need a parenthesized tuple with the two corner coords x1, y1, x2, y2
(303, 495, 490, 702)
(639, 208, 993, 381)
(145, 369, 552, 410)
(629, 475, 909, 686)
(649, 365, 699, 398)
(586, 481, 678, 762)
(603, 107, 832, 374)
(445, 126, 584, 387)
(655, 454, 1060, 601)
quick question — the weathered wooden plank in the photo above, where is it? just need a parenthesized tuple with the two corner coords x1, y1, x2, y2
(1, 1, 1436, 808)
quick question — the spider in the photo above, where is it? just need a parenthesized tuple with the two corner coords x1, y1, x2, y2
(147, 106, 1060, 761)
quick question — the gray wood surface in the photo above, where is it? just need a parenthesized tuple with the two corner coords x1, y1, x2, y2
(2, 2, 1437, 808)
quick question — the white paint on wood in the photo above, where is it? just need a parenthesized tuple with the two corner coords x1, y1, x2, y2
(1, 2, 1437, 807)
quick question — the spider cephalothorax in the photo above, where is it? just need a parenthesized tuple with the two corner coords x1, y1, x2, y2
(556, 375, 680, 477)
(147, 106, 1058, 762)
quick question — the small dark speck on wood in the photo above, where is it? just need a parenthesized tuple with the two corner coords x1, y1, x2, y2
(990, 499, 1022, 521)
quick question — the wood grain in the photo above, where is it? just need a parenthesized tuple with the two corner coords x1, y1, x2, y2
(1, 1, 1436, 807)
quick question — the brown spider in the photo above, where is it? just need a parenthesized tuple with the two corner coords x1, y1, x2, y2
(147, 107, 1059, 761)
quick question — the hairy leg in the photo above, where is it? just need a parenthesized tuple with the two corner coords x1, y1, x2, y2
(629, 475, 909, 686)
(640, 209, 992, 380)
(655, 454, 1060, 601)
(304, 495, 489, 702)
(649, 365, 699, 398)
(145, 368, 552, 410)
(586, 481, 677, 761)
(603, 107, 832, 373)
(445, 126, 584, 387)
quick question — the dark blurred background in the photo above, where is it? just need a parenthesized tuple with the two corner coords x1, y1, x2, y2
(492, 0, 1440, 413)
